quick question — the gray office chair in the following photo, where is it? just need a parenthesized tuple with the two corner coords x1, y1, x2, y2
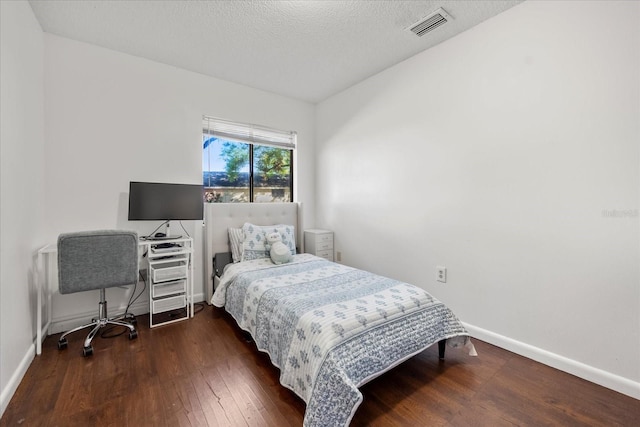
(57, 230, 139, 356)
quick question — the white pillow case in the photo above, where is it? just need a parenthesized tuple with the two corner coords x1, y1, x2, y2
(241, 223, 296, 262)
(228, 227, 244, 263)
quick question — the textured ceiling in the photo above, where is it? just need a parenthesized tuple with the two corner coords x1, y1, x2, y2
(28, 0, 523, 104)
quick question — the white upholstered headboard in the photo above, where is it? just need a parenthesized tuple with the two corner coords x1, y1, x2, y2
(204, 202, 299, 303)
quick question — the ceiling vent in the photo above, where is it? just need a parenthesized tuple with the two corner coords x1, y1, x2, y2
(407, 8, 452, 37)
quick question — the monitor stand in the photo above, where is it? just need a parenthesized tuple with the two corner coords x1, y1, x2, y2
(147, 220, 182, 240)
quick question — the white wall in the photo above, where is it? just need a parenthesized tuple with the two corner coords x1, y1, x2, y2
(41, 34, 316, 330)
(2, 0, 637, 414)
(0, 0, 46, 416)
(316, 0, 639, 397)
(1, 4, 315, 412)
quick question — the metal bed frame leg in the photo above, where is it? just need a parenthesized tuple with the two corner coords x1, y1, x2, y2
(438, 339, 446, 360)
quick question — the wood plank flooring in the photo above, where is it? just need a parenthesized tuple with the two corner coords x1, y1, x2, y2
(2, 304, 638, 426)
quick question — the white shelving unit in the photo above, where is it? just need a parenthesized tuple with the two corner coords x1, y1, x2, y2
(141, 236, 194, 328)
(304, 229, 334, 261)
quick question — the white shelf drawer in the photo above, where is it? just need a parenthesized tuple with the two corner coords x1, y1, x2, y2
(152, 294, 186, 314)
(152, 279, 186, 298)
(314, 233, 333, 244)
(315, 241, 333, 251)
(151, 261, 187, 283)
(315, 249, 334, 261)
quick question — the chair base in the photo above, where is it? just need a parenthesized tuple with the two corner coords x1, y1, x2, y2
(57, 289, 137, 356)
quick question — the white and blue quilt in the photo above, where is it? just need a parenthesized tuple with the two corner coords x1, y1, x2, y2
(211, 254, 471, 427)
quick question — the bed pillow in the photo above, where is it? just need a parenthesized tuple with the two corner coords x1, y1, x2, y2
(275, 224, 296, 255)
(228, 227, 244, 263)
(241, 223, 270, 261)
(241, 223, 296, 261)
(261, 224, 296, 256)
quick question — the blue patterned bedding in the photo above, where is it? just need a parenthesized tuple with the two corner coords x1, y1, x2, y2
(211, 254, 472, 426)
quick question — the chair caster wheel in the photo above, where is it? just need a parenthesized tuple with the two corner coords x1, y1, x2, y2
(128, 317, 137, 325)
(129, 330, 138, 340)
(57, 338, 68, 350)
(82, 346, 93, 357)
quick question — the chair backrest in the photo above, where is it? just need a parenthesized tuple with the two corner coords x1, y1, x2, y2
(58, 230, 139, 294)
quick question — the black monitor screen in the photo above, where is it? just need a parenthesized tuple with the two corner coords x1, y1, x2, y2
(128, 181, 204, 221)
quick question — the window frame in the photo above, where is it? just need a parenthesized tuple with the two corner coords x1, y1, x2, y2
(203, 116, 295, 203)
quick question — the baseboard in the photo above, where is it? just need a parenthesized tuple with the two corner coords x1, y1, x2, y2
(48, 299, 150, 335)
(463, 322, 640, 400)
(2, 290, 208, 418)
(193, 292, 205, 303)
(0, 344, 35, 419)
(48, 292, 206, 335)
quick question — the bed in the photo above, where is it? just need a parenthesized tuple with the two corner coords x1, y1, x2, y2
(205, 203, 476, 427)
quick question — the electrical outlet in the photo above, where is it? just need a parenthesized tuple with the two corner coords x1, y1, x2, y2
(436, 266, 447, 283)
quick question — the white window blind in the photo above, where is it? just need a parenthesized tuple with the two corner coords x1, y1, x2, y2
(202, 116, 296, 150)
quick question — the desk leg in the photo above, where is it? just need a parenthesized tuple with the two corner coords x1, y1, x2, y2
(36, 252, 43, 355)
(46, 256, 52, 344)
(189, 251, 195, 317)
(36, 249, 53, 355)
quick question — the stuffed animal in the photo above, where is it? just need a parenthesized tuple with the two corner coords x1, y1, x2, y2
(266, 232, 292, 264)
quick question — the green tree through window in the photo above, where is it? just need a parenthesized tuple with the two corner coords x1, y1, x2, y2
(203, 116, 295, 203)
(220, 141, 249, 182)
(254, 145, 291, 181)
(203, 137, 293, 203)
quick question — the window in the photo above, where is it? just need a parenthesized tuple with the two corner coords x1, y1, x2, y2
(203, 116, 295, 203)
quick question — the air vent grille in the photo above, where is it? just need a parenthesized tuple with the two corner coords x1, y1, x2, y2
(408, 8, 452, 37)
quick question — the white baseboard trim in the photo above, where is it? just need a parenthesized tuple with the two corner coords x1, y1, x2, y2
(2, 290, 213, 418)
(48, 292, 206, 335)
(0, 344, 35, 419)
(463, 322, 640, 400)
(48, 299, 150, 335)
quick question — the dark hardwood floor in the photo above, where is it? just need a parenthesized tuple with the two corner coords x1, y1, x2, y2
(2, 304, 638, 426)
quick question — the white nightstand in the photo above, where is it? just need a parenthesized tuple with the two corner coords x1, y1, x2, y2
(304, 229, 334, 261)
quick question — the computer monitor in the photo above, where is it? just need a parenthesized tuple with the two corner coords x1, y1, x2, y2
(128, 181, 204, 222)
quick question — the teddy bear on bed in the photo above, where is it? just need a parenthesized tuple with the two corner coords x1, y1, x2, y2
(266, 232, 292, 265)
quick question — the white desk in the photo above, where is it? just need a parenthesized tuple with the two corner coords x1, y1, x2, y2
(35, 237, 194, 355)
